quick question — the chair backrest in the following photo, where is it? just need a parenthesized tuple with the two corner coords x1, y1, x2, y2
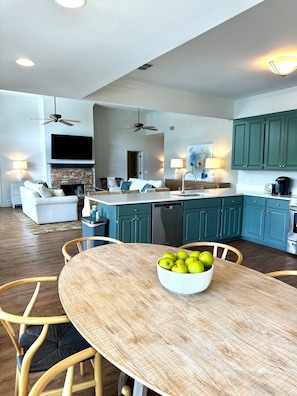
(265, 270, 297, 277)
(28, 347, 100, 396)
(179, 241, 243, 264)
(0, 277, 101, 396)
(62, 236, 124, 263)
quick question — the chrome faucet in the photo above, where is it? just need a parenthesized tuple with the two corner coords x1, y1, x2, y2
(181, 171, 197, 193)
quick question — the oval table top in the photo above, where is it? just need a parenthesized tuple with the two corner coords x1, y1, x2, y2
(58, 243, 297, 396)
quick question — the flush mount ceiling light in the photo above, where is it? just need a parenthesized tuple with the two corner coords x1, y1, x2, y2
(16, 58, 36, 67)
(268, 55, 297, 77)
(54, 0, 87, 8)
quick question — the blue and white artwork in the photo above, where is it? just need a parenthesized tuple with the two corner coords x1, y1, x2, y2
(187, 144, 213, 179)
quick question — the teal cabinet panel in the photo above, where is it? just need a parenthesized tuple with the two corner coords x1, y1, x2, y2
(232, 117, 265, 170)
(242, 196, 289, 251)
(183, 198, 221, 243)
(283, 112, 297, 169)
(263, 114, 285, 169)
(100, 203, 151, 243)
(221, 196, 243, 240)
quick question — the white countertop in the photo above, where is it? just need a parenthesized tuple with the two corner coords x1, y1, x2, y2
(86, 188, 293, 206)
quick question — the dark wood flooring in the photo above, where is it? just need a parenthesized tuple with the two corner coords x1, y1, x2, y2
(0, 207, 296, 395)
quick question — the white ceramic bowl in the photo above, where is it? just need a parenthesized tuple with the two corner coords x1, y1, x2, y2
(157, 262, 213, 295)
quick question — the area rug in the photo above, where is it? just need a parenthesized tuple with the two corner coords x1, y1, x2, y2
(14, 212, 81, 235)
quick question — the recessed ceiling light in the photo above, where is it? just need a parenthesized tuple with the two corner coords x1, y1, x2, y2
(54, 0, 87, 8)
(16, 58, 36, 67)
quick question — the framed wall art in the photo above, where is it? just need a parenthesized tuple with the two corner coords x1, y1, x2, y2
(186, 144, 213, 179)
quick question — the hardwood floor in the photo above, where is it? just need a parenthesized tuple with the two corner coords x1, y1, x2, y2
(0, 207, 296, 395)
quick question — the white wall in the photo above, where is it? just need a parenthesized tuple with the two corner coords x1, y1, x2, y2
(0, 91, 94, 207)
(93, 106, 164, 184)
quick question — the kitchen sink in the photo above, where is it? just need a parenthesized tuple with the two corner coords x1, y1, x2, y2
(171, 190, 204, 197)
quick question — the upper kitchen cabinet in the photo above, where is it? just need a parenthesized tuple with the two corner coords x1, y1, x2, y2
(264, 111, 297, 170)
(231, 117, 265, 170)
(232, 110, 297, 171)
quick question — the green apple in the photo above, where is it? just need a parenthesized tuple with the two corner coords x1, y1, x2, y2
(189, 251, 201, 259)
(176, 250, 189, 260)
(175, 258, 186, 267)
(185, 256, 198, 267)
(161, 252, 176, 261)
(172, 263, 188, 273)
(187, 260, 204, 274)
(158, 258, 175, 270)
(199, 251, 214, 267)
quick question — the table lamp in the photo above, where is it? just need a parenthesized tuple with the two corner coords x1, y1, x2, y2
(205, 158, 221, 182)
(170, 158, 183, 179)
(13, 160, 28, 181)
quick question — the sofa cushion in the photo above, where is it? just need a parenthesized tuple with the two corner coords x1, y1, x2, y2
(128, 178, 149, 192)
(107, 177, 118, 188)
(148, 179, 164, 188)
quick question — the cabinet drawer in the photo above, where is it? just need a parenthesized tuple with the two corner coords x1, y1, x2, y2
(184, 198, 221, 210)
(244, 196, 265, 207)
(266, 198, 289, 211)
(222, 196, 243, 206)
(117, 203, 151, 216)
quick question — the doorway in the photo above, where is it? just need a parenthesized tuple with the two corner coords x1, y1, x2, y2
(127, 151, 143, 179)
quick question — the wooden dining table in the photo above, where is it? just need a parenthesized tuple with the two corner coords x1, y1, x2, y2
(58, 243, 297, 396)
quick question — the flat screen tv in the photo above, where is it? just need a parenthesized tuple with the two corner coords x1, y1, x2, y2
(51, 134, 93, 160)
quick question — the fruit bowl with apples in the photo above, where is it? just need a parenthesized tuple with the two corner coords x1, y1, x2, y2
(157, 250, 214, 295)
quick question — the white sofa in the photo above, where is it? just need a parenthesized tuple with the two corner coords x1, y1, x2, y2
(20, 181, 78, 224)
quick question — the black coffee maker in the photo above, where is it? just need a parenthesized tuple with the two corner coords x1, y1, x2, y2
(275, 176, 291, 196)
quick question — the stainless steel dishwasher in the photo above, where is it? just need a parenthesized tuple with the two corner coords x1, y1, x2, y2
(152, 201, 183, 246)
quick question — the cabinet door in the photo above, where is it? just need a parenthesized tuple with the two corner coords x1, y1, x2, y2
(221, 206, 242, 240)
(183, 209, 203, 243)
(232, 118, 264, 169)
(202, 207, 221, 241)
(264, 114, 285, 169)
(118, 214, 151, 243)
(283, 111, 297, 169)
(242, 197, 265, 242)
(264, 209, 288, 251)
(264, 199, 289, 251)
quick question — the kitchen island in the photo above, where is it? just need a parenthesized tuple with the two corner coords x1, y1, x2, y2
(85, 189, 292, 249)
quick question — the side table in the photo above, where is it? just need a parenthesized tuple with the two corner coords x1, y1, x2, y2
(11, 181, 24, 208)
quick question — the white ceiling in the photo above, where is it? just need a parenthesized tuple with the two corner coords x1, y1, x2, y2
(1, 0, 297, 108)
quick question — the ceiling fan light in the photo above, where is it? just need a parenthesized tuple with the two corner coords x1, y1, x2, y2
(268, 55, 297, 76)
(54, 0, 87, 8)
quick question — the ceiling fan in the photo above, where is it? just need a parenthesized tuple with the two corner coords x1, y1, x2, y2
(30, 97, 81, 126)
(127, 108, 158, 132)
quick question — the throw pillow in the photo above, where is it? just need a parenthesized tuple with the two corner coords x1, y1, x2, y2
(107, 177, 118, 188)
(141, 183, 152, 192)
(49, 188, 65, 197)
(120, 181, 131, 191)
(36, 184, 52, 198)
(148, 179, 164, 188)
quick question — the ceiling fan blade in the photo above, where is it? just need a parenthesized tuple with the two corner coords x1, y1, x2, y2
(29, 118, 50, 121)
(59, 119, 74, 126)
(63, 119, 81, 123)
(143, 126, 158, 130)
(41, 120, 53, 125)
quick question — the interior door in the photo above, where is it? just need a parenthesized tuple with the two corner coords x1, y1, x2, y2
(127, 151, 143, 179)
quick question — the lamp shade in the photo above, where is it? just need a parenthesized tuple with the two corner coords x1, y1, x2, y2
(268, 55, 297, 77)
(205, 158, 221, 169)
(170, 159, 183, 169)
(13, 160, 28, 170)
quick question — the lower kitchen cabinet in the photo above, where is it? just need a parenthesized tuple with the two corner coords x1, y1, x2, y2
(221, 196, 243, 241)
(242, 196, 289, 251)
(183, 198, 221, 244)
(100, 203, 151, 243)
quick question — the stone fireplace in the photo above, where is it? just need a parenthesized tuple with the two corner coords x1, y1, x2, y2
(50, 166, 95, 195)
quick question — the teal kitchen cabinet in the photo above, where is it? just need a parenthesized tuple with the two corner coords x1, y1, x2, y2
(242, 196, 289, 251)
(231, 117, 265, 170)
(100, 203, 151, 243)
(221, 196, 243, 241)
(183, 198, 221, 244)
(264, 111, 297, 170)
